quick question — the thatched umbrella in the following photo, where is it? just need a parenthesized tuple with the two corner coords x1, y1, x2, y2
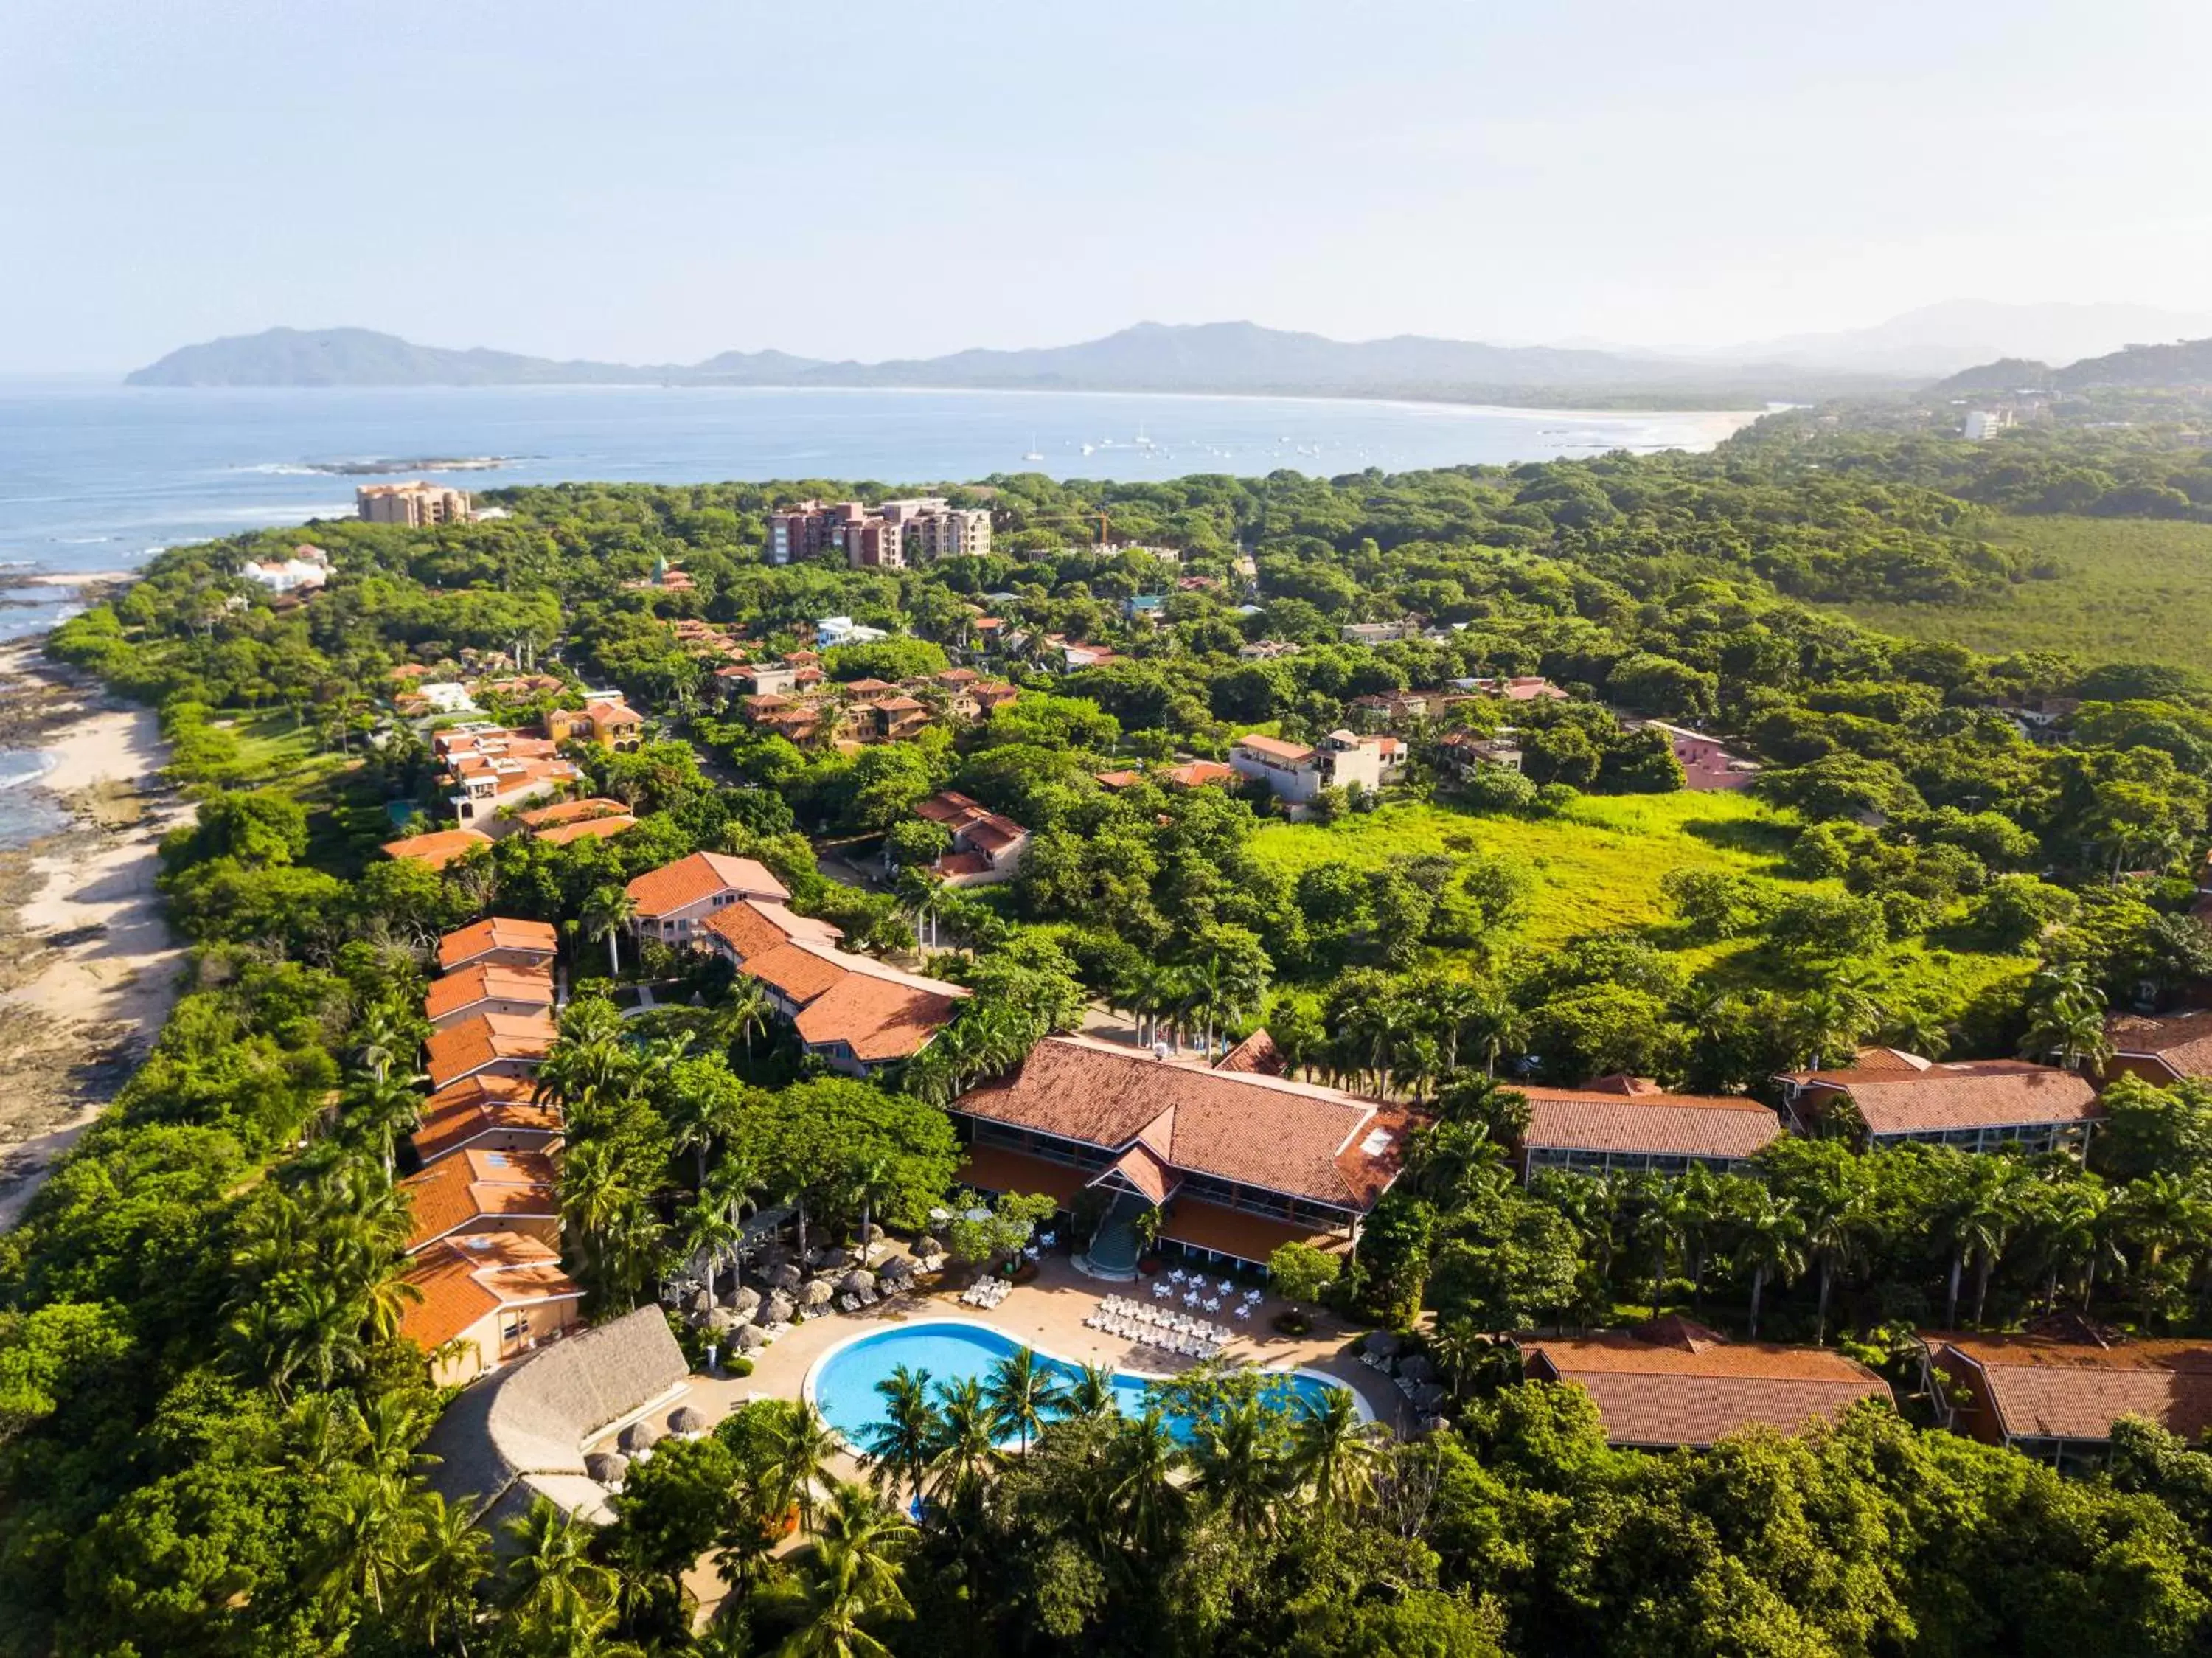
(725, 1284, 761, 1318)
(761, 1291, 796, 1325)
(669, 1406, 709, 1438)
(817, 1245, 853, 1272)
(1397, 1354, 1436, 1385)
(618, 1420, 663, 1457)
(878, 1254, 916, 1280)
(1363, 1331, 1404, 1359)
(914, 1235, 943, 1261)
(585, 1451, 629, 1485)
(734, 1324, 768, 1352)
(838, 1269, 876, 1296)
(706, 1307, 742, 1334)
(686, 1288, 716, 1323)
(768, 1262, 803, 1292)
(801, 1278, 835, 1308)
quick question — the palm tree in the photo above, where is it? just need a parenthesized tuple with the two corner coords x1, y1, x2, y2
(985, 1346, 1068, 1454)
(400, 1491, 490, 1653)
(347, 1070, 425, 1178)
(773, 1403, 843, 1536)
(811, 1480, 914, 1619)
(681, 1193, 743, 1305)
(578, 885, 636, 977)
(1793, 1159, 1871, 1345)
(352, 1005, 408, 1083)
(503, 1496, 617, 1641)
(1934, 1155, 2030, 1328)
(1638, 1175, 1697, 1321)
(1107, 1407, 1186, 1553)
(1065, 1362, 1119, 1419)
(1287, 1388, 1384, 1513)
(1419, 974, 1489, 1078)
(1464, 984, 1526, 1079)
(722, 975, 777, 1059)
(2019, 962, 2115, 1073)
(1190, 1395, 1287, 1534)
(1729, 1187, 1806, 1339)
(858, 1365, 942, 1510)
(307, 1469, 414, 1620)
(2113, 1171, 2212, 1293)
(926, 1378, 1003, 1510)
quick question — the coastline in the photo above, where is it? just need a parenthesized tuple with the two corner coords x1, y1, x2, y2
(0, 637, 184, 1229)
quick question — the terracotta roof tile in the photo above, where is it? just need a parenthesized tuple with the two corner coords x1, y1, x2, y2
(424, 963, 555, 1024)
(1792, 1060, 2099, 1134)
(424, 1011, 558, 1089)
(1214, 1028, 1285, 1077)
(439, 918, 559, 971)
(2107, 1010, 2212, 1080)
(400, 1232, 581, 1352)
(534, 814, 638, 844)
(700, 898, 844, 962)
(1234, 735, 1316, 763)
(515, 797, 630, 828)
(1926, 1331, 2212, 1443)
(1520, 1086, 1781, 1159)
(382, 828, 493, 870)
(1161, 760, 1235, 788)
(1521, 1320, 1891, 1446)
(737, 941, 852, 1004)
(401, 1148, 561, 1249)
(411, 1086, 566, 1167)
(795, 974, 962, 1063)
(955, 1036, 1406, 1211)
(625, 851, 790, 917)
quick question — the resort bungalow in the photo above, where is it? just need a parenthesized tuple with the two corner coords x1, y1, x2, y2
(734, 939, 967, 1076)
(625, 852, 792, 946)
(439, 916, 559, 975)
(401, 1148, 563, 1254)
(400, 1232, 583, 1388)
(382, 828, 494, 871)
(409, 1073, 566, 1170)
(423, 962, 557, 1031)
(1775, 1050, 2101, 1154)
(1159, 760, 1236, 789)
(908, 791, 1031, 887)
(948, 1034, 1413, 1275)
(1516, 1316, 1893, 1449)
(1517, 1077, 1782, 1180)
(425, 1010, 559, 1092)
(1917, 1323, 2212, 1472)
(2104, 1010, 2212, 1086)
(517, 797, 638, 844)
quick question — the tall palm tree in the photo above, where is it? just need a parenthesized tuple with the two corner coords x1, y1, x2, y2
(681, 1193, 743, 1305)
(985, 1346, 1068, 1454)
(1935, 1155, 2029, 1328)
(503, 1496, 618, 1641)
(1107, 1407, 1185, 1553)
(926, 1378, 1003, 1510)
(307, 1468, 414, 1620)
(346, 1070, 425, 1178)
(722, 975, 778, 1059)
(578, 885, 637, 977)
(1287, 1389, 1384, 1513)
(1729, 1187, 1806, 1339)
(1065, 1362, 1119, 1419)
(2113, 1171, 2212, 1291)
(1190, 1395, 1287, 1534)
(2019, 962, 2115, 1074)
(773, 1403, 843, 1536)
(860, 1366, 942, 1510)
(811, 1480, 914, 1620)
(1794, 1161, 1871, 1345)
(401, 1491, 490, 1653)
(352, 1005, 408, 1083)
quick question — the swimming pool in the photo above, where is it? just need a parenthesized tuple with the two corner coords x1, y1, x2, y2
(805, 1319, 1364, 1446)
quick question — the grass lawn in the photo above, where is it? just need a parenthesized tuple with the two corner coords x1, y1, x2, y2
(1247, 791, 1801, 950)
(1831, 514, 2212, 670)
(218, 712, 344, 784)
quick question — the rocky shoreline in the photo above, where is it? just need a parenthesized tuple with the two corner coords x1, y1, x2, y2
(0, 638, 185, 1228)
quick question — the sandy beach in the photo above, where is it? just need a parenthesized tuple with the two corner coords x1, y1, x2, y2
(0, 640, 186, 1228)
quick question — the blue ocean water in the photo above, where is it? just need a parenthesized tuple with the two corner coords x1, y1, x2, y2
(0, 377, 1762, 634)
(807, 1318, 1349, 1446)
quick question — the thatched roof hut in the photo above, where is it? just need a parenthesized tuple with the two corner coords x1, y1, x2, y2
(669, 1406, 709, 1437)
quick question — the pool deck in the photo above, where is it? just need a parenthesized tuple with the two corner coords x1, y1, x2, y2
(595, 1255, 1405, 1623)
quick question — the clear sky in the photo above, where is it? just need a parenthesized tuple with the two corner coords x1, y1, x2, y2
(4, 0, 2209, 370)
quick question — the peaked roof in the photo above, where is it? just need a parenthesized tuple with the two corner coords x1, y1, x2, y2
(955, 1036, 1408, 1211)
(383, 828, 493, 870)
(1234, 734, 1316, 763)
(411, 1082, 566, 1167)
(1520, 1084, 1781, 1160)
(1520, 1320, 1892, 1447)
(1924, 1329, 2212, 1444)
(1787, 1059, 2100, 1134)
(2107, 1010, 2212, 1078)
(424, 962, 556, 1023)
(439, 917, 558, 971)
(793, 971, 965, 1064)
(424, 1011, 559, 1089)
(400, 1232, 580, 1353)
(515, 797, 630, 828)
(625, 850, 790, 916)
(700, 898, 844, 962)
(1214, 1028, 1286, 1077)
(401, 1148, 561, 1250)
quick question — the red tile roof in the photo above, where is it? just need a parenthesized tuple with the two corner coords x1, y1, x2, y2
(411, 1082, 566, 1166)
(794, 972, 964, 1064)
(400, 1148, 561, 1250)
(1520, 1086, 1781, 1160)
(438, 917, 558, 971)
(515, 797, 630, 828)
(2107, 1010, 2212, 1080)
(1161, 760, 1236, 788)
(535, 814, 638, 845)
(382, 828, 493, 870)
(399, 1232, 580, 1352)
(700, 898, 844, 963)
(1791, 1060, 2100, 1134)
(1234, 735, 1316, 763)
(1520, 1319, 1892, 1447)
(1098, 1140, 1179, 1203)
(423, 963, 555, 1024)
(955, 1036, 1408, 1211)
(423, 1011, 558, 1089)
(1926, 1331, 2212, 1444)
(1214, 1028, 1285, 1077)
(625, 851, 790, 917)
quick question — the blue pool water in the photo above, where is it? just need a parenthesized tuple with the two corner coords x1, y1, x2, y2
(809, 1319, 1352, 1445)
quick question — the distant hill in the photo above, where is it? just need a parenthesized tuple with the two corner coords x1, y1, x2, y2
(1935, 336, 2212, 395)
(126, 321, 1881, 403)
(1710, 300, 2212, 377)
(1930, 357, 2056, 395)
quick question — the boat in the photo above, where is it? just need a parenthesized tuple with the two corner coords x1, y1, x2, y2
(1022, 432, 1045, 462)
(1081, 443, 1096, 456)
(1134, 426, 1155, 449)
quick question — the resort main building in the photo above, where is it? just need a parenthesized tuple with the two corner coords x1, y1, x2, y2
(948, 1035, 1412, 1273)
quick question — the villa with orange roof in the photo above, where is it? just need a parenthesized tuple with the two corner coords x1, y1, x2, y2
(424, 962, 557, 1030)
(400, 1232, 583, 1387)
(382, 827, 494, 870)
(425, 1010, 558, 1091)
(1229, 729, 1395, 812)
(1917, 1320, 2212, 1471)
(625, 851, 792, 946)
(907, 791, 1030, 887)
(949, 1034, 1413, 1273)
(409, 1073, 565, 1169)
(546, 699, 644, 752)
(435, 726, 585, 826)
(733, 938, 967, 1076)
(1517, 1076, 1782, 1179)
(1775, 1050, 2101, 1154)
(401, 1147, 563, 1253)
(438, 917, 558, 974)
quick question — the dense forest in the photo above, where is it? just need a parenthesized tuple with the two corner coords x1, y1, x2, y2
(12, 409, 2212, 1655)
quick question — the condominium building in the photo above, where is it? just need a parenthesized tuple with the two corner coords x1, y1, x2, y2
(766, 497, 990, 569)
(358, 481, 473, 527)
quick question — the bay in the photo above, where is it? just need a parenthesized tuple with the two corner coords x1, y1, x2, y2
(0, 378, 1766, 639)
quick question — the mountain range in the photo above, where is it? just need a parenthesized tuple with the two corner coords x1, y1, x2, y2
(125, 303, 2212, 400)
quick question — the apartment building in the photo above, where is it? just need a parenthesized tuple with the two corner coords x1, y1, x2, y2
(357, 481, 473, 527)
(766, 497, 991, 569)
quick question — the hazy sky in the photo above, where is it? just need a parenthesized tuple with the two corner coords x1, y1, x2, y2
(5, 0, 2209, 370)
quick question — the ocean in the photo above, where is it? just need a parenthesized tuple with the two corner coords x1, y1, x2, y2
(0, 378, 1767, 642)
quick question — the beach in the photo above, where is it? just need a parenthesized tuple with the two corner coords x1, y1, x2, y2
(0, 639, 184, 1228)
